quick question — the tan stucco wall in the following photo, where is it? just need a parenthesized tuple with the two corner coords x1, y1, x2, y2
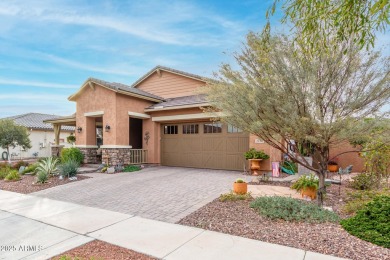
(329, 141, 364, 172)
(114, 93, 154, 146)
(136, 71, 205, 98)
(75, 84, 116, 146)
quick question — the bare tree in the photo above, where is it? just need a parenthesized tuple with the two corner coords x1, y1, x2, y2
(203, 34, 390, 206)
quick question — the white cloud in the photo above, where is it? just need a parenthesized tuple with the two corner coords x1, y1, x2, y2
(0, 78, 77, 89)
(0, 1, 245, 47)
(40, 53, 137, 76)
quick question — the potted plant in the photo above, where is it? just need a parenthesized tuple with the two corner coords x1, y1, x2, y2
(291, 173, 319, 200)
(233, 178, 247, 194)
(327, 161, 339, 172)
(244, 148, 270, 175)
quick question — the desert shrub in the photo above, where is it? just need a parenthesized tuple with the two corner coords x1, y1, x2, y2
(250, 196, 339, 223)
(37, 157, 59, 176)
(350, 172, 376, 190)
(4, 170, 20, 181)
(343, 189, 390, 214)
(341, 195, 390, 248)
(219, 191, 252, 202)
(23, 163, 39, 175)
(0, 166, 13, 179)
(58, 159, 79, 178)
(13, 160, 29, 170)
(36, 171, 49, 184)
(123, 165, 141, 172)
(61, 148, 84, 165)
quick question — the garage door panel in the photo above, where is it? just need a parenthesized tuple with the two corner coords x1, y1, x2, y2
(162, 123, 249, 171)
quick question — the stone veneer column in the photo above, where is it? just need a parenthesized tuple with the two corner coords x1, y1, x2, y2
(51, 145, 64, 157)
(78, 147, 98, 164)
(101, 148, 131, 165)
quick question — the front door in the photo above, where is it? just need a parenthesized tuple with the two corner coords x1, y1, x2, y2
(129, 118, 143, 149)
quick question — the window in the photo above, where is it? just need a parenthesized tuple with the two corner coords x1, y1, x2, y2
(164, 125, 178, 134)
(204, 122, 222, 134)
(227, 124, 243, 133)
(183, 124, 199, 134)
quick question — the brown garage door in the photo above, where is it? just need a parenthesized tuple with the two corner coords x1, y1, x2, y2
(161, 122, 249, 171)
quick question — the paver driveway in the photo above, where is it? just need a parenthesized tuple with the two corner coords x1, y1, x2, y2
(33, 166, 241, 223)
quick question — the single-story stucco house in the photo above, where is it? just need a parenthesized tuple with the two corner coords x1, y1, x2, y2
(45, 66, 364, 172)
(1, 113, 74, 160)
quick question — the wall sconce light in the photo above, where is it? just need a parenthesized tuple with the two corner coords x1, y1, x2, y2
(77, 127, 82, 133)
(105, 124, 111, 132)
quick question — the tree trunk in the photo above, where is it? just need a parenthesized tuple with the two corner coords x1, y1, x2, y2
(7, 146, 11, 164)
(317, 171, 326, 207)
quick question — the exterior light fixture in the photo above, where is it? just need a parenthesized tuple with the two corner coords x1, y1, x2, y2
(105, 124, 111, 132)
(77, 127, 82, 133)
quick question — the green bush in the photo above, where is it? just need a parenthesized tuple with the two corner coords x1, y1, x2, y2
(235, 178, 245, 183)
(123, 165, 141, 172)
(58, 160, 79, 178)
(4, 170, 20, 181)
(350, 172, 375, 190)
(0, 166, 12, 179)
(343, 189, 390, 214)
(341, 195, 390, 248)
(61, 148, 84, 165)
(23, 163, 39, 175)
(291, 173, 319, 192)
(36, 171, 49, 184)
(250, 196, 339, 223)
(219, 191, 252, 202)
(244, 148, 270, 160)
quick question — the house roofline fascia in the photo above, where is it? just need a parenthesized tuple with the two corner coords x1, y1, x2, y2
(68, 80, 163, 103)
(144, 102, 210, 112)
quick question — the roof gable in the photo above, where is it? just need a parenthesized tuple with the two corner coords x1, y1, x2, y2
(131, 65, 209, 89)
(68, 78, 165, 102)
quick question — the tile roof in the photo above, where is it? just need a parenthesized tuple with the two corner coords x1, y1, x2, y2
(88, 77, 165, 101)
(147, 94, 208, 109)
(3, 113, 75, 131)
(131, 65, 212, 88)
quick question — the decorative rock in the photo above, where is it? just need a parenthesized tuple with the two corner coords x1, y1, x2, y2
(18, 166, 25, 174)
(107, 167, 115, 174)
(97, 164, 106, 171)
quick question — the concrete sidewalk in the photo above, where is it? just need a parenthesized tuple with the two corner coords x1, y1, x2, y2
(0, 190, 345, 260)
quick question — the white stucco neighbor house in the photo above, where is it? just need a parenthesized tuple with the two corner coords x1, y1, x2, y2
(0, 113, 75, 160)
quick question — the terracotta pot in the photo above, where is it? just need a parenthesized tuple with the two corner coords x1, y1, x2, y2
(327, 165, 339, 172)
(233, 182, 248, 194)
(300, 186, 317, 200)
(248, 159, 262, 175)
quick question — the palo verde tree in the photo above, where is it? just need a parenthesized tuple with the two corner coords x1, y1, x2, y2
(203, 34, 390, 206)
(266, 0, 390, 53)
(0, 119, 32, 163)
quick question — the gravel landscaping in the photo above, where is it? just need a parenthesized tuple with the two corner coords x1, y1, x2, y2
(0, 174, 90, 194)
(178, 179, 390, 260)
(52, 240, 156, 260)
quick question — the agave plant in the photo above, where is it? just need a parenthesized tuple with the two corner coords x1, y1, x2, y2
(36, 157, 60, 177)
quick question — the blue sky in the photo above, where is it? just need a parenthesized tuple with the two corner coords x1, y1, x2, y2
(0, 0, 388, 118)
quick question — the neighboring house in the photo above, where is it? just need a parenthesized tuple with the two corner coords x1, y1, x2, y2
(45, 66, 363, 171)
(0, 113, 74, 160)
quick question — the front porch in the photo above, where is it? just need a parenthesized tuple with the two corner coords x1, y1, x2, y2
(44, 114, 148, 166)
